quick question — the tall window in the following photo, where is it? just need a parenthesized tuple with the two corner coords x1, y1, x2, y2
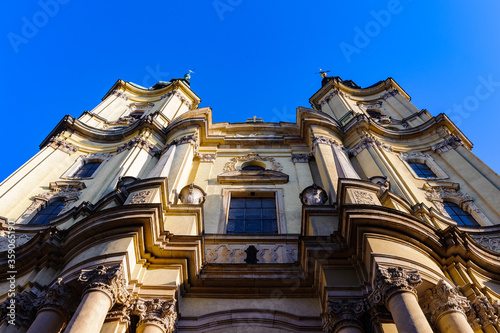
(72, 161, 101, 178)
(443, 201, 478, 226)
(29, 200, 65, 225)
(408, 162, 436, 178)
(227, 197, 278, 234)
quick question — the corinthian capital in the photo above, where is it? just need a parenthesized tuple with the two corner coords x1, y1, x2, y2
(419, 280, 469, 324)
(371, 266, 421, 306)
(40, 278, 77, 321)
(323, 299, 365, 333)
(137, 298, 177, 333)
(78, 264, 129, 306)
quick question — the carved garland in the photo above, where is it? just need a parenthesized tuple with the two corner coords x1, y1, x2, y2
(223, 153, 283, 173)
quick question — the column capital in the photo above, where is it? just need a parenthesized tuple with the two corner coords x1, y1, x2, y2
(419, 280, 469, 325)
(323, 299, 365, 333)
(371, 266, 421, 306)
(39, 278, 77, 321)
(78, 264, 128, 307)
(136, 298, 177, 333)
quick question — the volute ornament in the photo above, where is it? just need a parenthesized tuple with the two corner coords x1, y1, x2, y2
(370, 266, 421, 307)
(419, 280, 469, 324)
(136, 298, 177, 333)
(323, 299, 365, 333)
(78, 264, 129, 306)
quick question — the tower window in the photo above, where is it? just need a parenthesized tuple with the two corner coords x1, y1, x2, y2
(367, 109, 383, 119)
(29, 200, 66, 225)
(443, 201, 479, 226)
(129, 111, 144, 119)
(72, 161, 101, 178)
(226, 196, 278, 234)
(408, 162, 436, 178)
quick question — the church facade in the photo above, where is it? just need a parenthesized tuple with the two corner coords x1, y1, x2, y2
(1, 74, 500, 332)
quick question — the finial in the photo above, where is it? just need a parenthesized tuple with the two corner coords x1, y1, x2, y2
(184, 69, 195, 82)
(316, 68, 330, 78)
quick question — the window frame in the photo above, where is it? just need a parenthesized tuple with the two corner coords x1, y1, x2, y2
(27, 199, 66, 225)
(218, 188, 287, 234)
(61, 153, 112, 180)
(398, 152, 448, 180)
(442, 200, 479, 226)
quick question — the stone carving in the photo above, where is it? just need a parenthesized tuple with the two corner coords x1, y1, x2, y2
(196, 153, 216, 162)
(419, 280, 469, 324)
(319, 90, 340, 106)
(381, 89, 399, 99)
(0, 290, 44, 328)
(162, 134, 198, 154)
(370, 266, 421, 306)
(291, 153, 312, 163)
(346, 136, 393, 157)
(357, 101, 383, 110)
(117, 137, 158, 156)
(352, 190, 376, 205)
(299, 184, 328, 206)
(40, 278, 77, 321)
(311, 135, 336, 146)
(223, 153, 283, 173)
(136, 298, 177, 333)
(469, 296, 498, 329)
(425, 186, 473, 215)
(205, 244, 298, 264)
(471, 235, 500, 253)
(106, 301, 133, 326)
(432, 135, 465, 154)
(160, 90, 193, 109)
(49, 138, 79, 155)
(323, 299, 365, 333)
(128, 190, 153, 204)
(398, 151, 431, 161)
(178, 183, 206, 204)
(111, 90, 130, 100)
(0, 233, 32, 251)
(78, 264, 129, 306)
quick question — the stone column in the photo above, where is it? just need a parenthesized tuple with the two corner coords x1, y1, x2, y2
(323, 299, 365, 333)
(136, 299, 177, 333)
(371, 266, 433, 333)
(27, 279, 76, 333)
(101, 303, 132, 333)
(311, 136, 340, 202)
(419, 280, 473, 333)
(65, 264, 128, 333)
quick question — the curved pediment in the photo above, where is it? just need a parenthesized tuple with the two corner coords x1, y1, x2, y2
(217, 170, 289, 184)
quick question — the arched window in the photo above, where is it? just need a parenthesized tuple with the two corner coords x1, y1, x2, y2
(72, 161, 101, 178)
(366, 109, 383, 119)
(443, 201, 479, 226)
(408, 162, 437, 178)
(28, 200, 66, 225)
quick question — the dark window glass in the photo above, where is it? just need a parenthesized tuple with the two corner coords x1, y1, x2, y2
(241, 165, 265, 171)
(29, 200, 65, 225)
(73, 161, 101, 178)
(227, 197, 278, 234)
(443, 201, 479, 226)
(367, 110, 382, 119)
(408, 162, 436, 178)
(129, 111, 144, 119)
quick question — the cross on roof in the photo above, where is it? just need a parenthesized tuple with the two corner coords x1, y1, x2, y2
(246, 116, 263, 122)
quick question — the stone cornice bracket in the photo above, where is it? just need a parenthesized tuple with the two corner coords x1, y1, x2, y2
(78, 264, 129, 307)
(381, 89, 399, 100)
(431, 135, 465, 154)
(136, 298, 177, 333)
(116, 136, 159, 156)
(49, 137, 79, 155)
(370, 266, 421, 307)
(291, 153, 312, 163)
(323, 299, 365, 333)
(111, 90, 130, 100)
(419, 280, 469, 325)
(311, 135, 336, 147)
(39, 278, 77, 321)
(161, 134, 198, 155)
(347, 136, 393, 157)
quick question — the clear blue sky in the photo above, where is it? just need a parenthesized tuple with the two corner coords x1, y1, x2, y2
(2, 1, 500, 182)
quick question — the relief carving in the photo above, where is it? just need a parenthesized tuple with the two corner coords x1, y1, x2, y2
(0, 233, 32, 251)
(431, 135, 465, 154)
(78, 264, 129, 306)
(370, 266, 421, 307)
(223, 153, 283, 172)
(128, 190, 153, 204)
(205, 244, 297, 264)
(346, 136, 393, 157)
(291, 153, 312, 163)
(300, 184, 328, 206)
(117, 137, 158, 156)
(323, 299, 365, 333)
(471, 235, 500, 253)
(49, 138, 79, 155)
(40, 278, 77, 321)
(419, 280, 469, 325)
(352, 190, 376, 205)
(136, 298, 177, 333)
(381, 89, 399, 99)
(162, 134, 198, 155)
(178, 183, 206, 204)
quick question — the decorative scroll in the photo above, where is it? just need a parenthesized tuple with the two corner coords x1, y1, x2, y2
(370, 266, 421, 307)
(346, 136, 393, 157)
(78, 264, 129, 307)
(117, 137, 158, 156)
(431, 135, 465, 154)
(223, 153, 283, 173)
(419, 280, 469, 325)
(49, 138, 79, 155)
(136, 298, 177, 333)
(323, 299, 365, 333)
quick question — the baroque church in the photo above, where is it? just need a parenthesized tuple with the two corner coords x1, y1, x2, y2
(1, 73, 500, 333)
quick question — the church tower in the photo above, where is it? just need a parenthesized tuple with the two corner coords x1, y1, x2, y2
(1, 74, 500, 333)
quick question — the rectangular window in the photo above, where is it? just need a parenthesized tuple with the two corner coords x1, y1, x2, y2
(218, 189, 286, 234)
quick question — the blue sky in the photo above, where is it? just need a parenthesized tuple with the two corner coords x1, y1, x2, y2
(2, 1, 500, 182)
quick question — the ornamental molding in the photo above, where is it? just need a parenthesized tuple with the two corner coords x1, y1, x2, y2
(0, 232, 32, 251)
(222, 153, 283, 173)
(291, 153, 312, 163)
(117, 137, 159, 156)
(466, 296, 499, 329)
(49, 138, 79, 155)
(381, 89, 399, 100)
(398, 151, 431, 161)
(161, 90, 193, 110)
(323, 299, 365, 333)
(205, 244, 298, 264)
(162, 134, 198, 155)
(425, 185, 476, 215)
(347, 136, 393, 157)
(40, 278, 77, 321)
(78, 264, 129, 307)
(431, 135, 465, 154)
(357, 101, 383, 110)
(128, 190, 153, 204)
(311, 135, 337, 146)
(136, 298, 177, 333)
(319, 90, 340, 106)
(195, 153, 216, 162)
(0, 290, 44, 328)
(419, 280, 469, 325)
(300, 184, 328, 206)
(178, 183, 206, 205)
(471, 235, 500, 253)
(111, 90, 130, 100)
(106, 301, 133, 326)
(370, 266, 421, 307)
(351, 190, 376, 205)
